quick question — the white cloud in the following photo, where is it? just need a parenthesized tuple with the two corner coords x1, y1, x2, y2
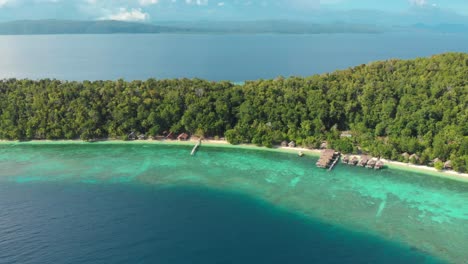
(0, 0, 15, 7)
(185, 0, 208, 6)
(139, 0, 158, 6)
(101, 7, 149, 21)
(409, 0, 427, 6)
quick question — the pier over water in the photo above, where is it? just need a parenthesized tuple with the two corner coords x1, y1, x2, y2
(316, 149, 340, 170)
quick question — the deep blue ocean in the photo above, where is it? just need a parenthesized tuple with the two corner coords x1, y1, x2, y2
(0, 182, 441, 264)
(0, 32, 467, 81)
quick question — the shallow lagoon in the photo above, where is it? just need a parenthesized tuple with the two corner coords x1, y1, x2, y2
(1, 143, 467, 263)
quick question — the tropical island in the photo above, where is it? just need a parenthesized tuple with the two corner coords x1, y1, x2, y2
(0, 53, 467, 172)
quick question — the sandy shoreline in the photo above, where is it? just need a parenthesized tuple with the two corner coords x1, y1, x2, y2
(1, 138, 467, 182)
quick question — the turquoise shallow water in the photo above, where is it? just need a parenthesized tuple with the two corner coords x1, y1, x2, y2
(1, 143, 467, 263)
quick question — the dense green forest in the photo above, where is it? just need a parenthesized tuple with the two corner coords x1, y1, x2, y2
(0, 53, 467, 171)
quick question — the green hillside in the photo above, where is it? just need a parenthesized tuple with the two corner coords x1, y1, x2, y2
(0, 53, 466, 171)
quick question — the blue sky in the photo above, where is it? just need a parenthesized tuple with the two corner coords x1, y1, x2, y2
(0, 0, 467, 23)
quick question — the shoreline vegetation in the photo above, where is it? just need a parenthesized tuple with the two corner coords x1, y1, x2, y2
(1, 53, 466, 175)
(2, 138, 468, 183)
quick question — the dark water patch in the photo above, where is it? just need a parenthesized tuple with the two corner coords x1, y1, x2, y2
(0, 182, 443, 264)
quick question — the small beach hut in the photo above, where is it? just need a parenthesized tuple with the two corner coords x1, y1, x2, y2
(281, 141, 288, 147)
(128, 131, 136, 140)
(138, 134, 146, 140)
(177, 133, 189, 141)
(444, 160, 453, 170)
(288, 141, 296, 148)
(432, 158, 441, 164)
(401, 152, 410, 160)
(409, 154, 420, 164)
(320, 142, 328, 149)
(165, 132, 174, 140)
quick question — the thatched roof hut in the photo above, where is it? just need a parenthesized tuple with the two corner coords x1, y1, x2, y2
(138, 134, 146, 140)
(164, 131, 174, 140)
(375, 160, 384, 170)
(320, 142, 328, 149)
(281, 141, 288, 147)
(288, 141, 296, 148)
(358, 155, 370, 167)
(349, 156, 359, 165)
(444, 160, 453, 170)
(342, 154, 350, 164)
(128, 131, 136, 140)
(401, 152, 410, 159)
(177, 133, 189, 141)
(366, 159, 377, 168)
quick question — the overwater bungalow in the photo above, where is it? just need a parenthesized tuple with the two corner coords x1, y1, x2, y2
(349, 156, 359, 166)
(342, 154, 350, 164)
(177, 133, 189, 141)
(358, 156, 370, 167)
(288, 141, 296, 148)
(374, 160, 384, 170)
(366, 158, 377, 169)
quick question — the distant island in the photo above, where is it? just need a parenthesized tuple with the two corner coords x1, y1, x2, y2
(0, 19, 466, 35)
(0, 19, 383, 35)
(0, 53, 467, 173)
(0, 20, 181, 35)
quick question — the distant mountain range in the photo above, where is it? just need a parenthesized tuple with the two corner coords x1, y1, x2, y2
(0, 20, 183, 35)
(0, 19, 466, 35)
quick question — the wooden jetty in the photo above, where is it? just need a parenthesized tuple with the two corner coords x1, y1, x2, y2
(191, 139, 201, 156)
(316, 149, 340, 170)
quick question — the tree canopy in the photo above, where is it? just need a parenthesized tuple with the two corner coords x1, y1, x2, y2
(0, 53, 467, 171)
